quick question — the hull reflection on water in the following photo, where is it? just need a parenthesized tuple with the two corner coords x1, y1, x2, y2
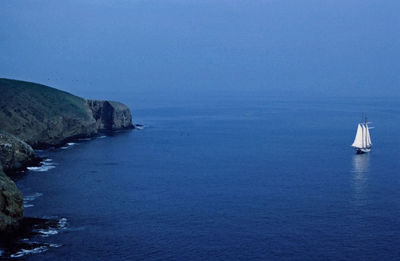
(351, 154, 370, 206)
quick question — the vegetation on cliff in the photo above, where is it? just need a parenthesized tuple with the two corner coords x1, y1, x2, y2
(0, 78, 134, 233)
(0, 79, 97, 148)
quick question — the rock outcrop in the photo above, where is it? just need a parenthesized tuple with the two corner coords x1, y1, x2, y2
(0, 78, 134, 233)
(0, 79, 98, 148)
(0, 131, 37, 172)
(0, 167, 24, 233)
(87, 100, 133, 130)
(0, 78, 133, 148)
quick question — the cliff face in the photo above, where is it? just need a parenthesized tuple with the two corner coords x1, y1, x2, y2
(0, 167, 24, 233)
(87, 100, 133, 130)
(0, 131, 37, 172)
(0, 79, 98, 148)
(0, 132, 32, 232)
(0, 79, 133, 148)
(0, 78, 134, 233)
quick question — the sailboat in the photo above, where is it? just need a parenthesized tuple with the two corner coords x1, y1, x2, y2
(351, 115, 373, 154)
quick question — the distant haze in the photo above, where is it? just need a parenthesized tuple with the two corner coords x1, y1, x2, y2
(1, 0, 399, 102)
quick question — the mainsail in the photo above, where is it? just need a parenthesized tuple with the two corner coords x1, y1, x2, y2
(362, 124, 366, 148)
(352, 124, 364, 148)
(352, 123, 372, 149)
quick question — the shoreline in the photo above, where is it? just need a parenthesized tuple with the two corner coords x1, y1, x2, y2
(5, 129, 136, 178)
(0, 78, 135, 236)
(0, 129, 137, 258)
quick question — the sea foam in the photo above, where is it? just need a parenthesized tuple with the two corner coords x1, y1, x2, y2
(24, 192, 43, 202)
(27, 159, 56, 172)
(10, 246, 49, 258)
(24, 192, 43, 208)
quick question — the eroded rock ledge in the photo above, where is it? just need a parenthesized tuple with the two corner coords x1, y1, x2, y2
(87, 100, 133, 130)
(0, 78, 134, 233)
(0, 131, 38, 172)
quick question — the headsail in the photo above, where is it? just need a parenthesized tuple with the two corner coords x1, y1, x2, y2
(366, 124, 372, 147)
(352, 124, 364, 148)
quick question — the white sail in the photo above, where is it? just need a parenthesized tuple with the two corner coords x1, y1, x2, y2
(366, 124, 372, 147)
(352, 124, 364, 148)
(362, 124, 367, 148)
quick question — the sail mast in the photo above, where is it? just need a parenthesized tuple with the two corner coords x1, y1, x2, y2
(364, 113, 369, 148)
(365, 114, 368, 148)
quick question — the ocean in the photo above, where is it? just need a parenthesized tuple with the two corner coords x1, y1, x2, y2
(7, 95, 400, 260)
(2, 0, 400, 259)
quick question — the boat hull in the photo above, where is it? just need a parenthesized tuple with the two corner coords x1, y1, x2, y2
(356, 148, 371, 154)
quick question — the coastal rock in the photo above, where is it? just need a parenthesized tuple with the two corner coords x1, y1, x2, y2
(0, 78, 134, 233)
(0, 79, 98, 148)
(87, 100, 133, 130)
(0, 167, 24, 233)
(0, 78, 133, 148)
(0, 131, 36, 172)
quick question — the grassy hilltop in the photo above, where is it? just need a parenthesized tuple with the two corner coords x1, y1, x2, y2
(0, 79, 97, 147)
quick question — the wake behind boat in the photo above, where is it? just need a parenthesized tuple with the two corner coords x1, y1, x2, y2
(351, 115, 373, 154)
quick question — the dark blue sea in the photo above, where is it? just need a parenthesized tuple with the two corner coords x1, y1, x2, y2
(6, 95, 400, 260)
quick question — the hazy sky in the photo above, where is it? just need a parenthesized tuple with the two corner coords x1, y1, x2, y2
(1, 0, 399, 100)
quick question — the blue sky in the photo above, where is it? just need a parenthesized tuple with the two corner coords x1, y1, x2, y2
(1, 0, 399, 100)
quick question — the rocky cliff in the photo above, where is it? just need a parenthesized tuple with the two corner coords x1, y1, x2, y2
(0, 131, 38, 172)
(0, 79, 96, 148)
(0, 167, 24, 233)
(0, 78, 134, 233)
(87, 100, 133, 130)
